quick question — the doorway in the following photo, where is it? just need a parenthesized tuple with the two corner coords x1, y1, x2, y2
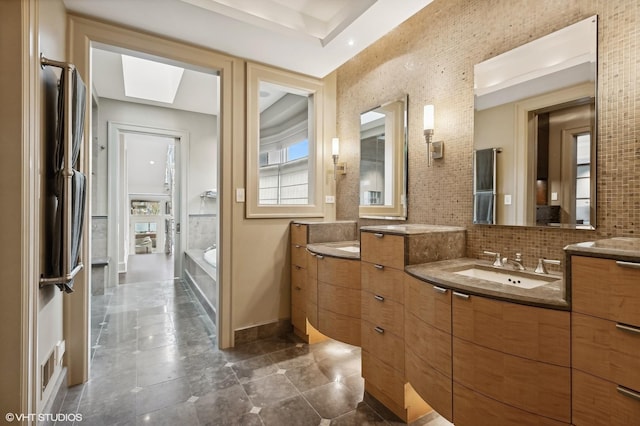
(89, 43, 220, 353)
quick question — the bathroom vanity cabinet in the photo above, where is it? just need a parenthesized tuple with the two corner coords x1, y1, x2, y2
(359, 225, 466, 423)
(361, 231, 428, 423)
(316, 254, 361, 345)
(404, 272, 571, 425)
(451, 292, 571, 425)
(404, 274, 453, 421)
(569, 254, 640, 425)
(290, 223, 310, 340)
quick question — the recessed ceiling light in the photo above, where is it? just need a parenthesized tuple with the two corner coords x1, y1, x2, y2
(122, 54, 185, 103)
(149, 160, 155, 165)
(347, 39, 355, 47)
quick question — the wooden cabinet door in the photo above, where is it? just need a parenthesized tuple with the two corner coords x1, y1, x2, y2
(453, 337, 571, 423)
(572, 312, 640, 392)
(406, 349, 452, 422)
(361, 232, 404, 269)
(573, 369, 640, 426)
(453, 383, 569, 426)
(361, 262, 404, 303)
(290, 223, 307, 246)
(452, 292, 570, 367)
(405, 273, 452, 334)
(572, 256, 640, 326)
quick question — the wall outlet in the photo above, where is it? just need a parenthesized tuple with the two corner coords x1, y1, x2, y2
(504, 194, 512, 205)
(325, 195, 335, 204)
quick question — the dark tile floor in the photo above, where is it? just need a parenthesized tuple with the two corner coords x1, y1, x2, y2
(57, 276, 452, 425)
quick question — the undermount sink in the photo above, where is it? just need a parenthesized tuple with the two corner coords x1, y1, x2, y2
(453, 265, 557, 289)
(336, 246, 360, 253)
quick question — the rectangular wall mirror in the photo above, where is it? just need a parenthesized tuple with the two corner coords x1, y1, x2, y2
(246, 63, 324, 218)
(359, 96, 408, 219)
(473, 15, 597, 229)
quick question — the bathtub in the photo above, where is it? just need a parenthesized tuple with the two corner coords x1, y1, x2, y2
(184, 249, 217, 325)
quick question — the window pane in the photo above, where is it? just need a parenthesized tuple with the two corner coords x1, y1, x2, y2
(576, 134, 591, 164)
(576, 177, 590, 199)
(577, 164, 590, 178)
(287, 139, 308, 161)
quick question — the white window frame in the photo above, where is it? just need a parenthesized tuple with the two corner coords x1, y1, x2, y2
(246, 62, 324, 218)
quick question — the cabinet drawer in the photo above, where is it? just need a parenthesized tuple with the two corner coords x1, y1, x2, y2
(317, 256, 360, 289)
(291, 264, 306, 291)
(318, 307, 360, 346)
(362, 350, 404, 406)
(361, 262, 404, 303)
(572, 256, 640, 326)
(405, 274, 452, 334)
(572, 312, 640, 391)
(453, 337, 571, 423)
(361, 292, 404, 337)
(452, 293, 570, 367)
(291, 244, 307, 268)
(361, 232, 404, 269)
(290, 223, 307, 246)
(291, 281, 306, 313)
(405, 311, 451, 377)
(573, 369, 640, 426)
(406, 349, 453, 422)
(453, 383, 568, 426)
(317, 282, 360, 318)
(361, 320, 404, 373)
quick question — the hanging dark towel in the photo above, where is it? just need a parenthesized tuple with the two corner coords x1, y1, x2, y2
(52, 68, 86, 172)
(49, 66, 87, 292)
(474, 148, 497, 224)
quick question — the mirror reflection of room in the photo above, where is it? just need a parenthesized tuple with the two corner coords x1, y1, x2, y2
(358, 96, 408, 219)
(258, 82, 312, 206)
(473, 15, 597, 228)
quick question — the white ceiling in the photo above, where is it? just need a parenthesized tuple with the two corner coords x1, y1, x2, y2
(125, 133, 174, 196)
(64, 0, 433, 78)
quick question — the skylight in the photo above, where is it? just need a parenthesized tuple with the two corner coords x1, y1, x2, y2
(121, 55, 185, 103)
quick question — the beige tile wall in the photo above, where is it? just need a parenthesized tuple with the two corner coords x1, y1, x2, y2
(335, 0, 639, 269)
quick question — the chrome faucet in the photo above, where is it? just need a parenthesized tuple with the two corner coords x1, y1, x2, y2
(483, 250, 505, 267)
(535, 258, 561, 274)
(507, 253, 526, 271)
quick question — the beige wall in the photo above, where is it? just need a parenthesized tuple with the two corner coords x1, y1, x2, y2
(336, 0, 639, 266)
(0, 0, 28, 416)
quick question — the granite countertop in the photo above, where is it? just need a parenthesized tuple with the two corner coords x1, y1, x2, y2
(360, 224, 466, 235)
(306, 240, 360, 260)
(406, 258, 568, 310)
(564, 237, 640, 262)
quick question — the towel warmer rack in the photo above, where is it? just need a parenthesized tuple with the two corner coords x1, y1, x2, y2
(39, 55, 84, 287)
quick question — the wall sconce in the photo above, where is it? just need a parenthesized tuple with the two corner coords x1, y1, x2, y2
(332, 137, 346, 179)
(423, 105, 444, 166)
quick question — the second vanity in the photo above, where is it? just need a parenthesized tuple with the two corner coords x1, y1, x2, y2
(292, 222, 640, 425)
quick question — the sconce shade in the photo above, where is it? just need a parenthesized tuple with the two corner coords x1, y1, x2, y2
(332, 137, 340, 157)
(423, 105, 434, 131)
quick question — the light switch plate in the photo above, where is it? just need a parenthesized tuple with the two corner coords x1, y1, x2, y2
(236, 188, 245, 203)
(325, 195, 335, 203)
(551, 192, 558, 201)
(504, 194, 512, 205)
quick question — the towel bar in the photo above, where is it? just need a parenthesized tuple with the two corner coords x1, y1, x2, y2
(39, 55, 86, 291)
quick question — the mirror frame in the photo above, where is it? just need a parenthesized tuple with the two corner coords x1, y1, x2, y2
(246, 62, 325, 218)
(473, 15, 597, 229)
(359, 95, 408, 220)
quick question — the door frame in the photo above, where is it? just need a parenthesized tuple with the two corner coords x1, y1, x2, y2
(107, 123, 188, 285)
(68, 14, 237, 386)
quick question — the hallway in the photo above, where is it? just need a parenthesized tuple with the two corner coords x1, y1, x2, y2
(57, 276, 449, 425)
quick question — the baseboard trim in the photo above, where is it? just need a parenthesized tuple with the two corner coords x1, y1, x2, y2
(234, 319, 293, 345)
